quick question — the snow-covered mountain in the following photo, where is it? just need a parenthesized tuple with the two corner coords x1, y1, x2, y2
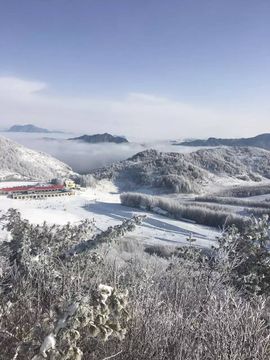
(91, 147, 270, 193)
(0, 136, 75, 181)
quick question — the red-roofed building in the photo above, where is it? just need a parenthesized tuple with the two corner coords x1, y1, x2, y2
(0, 184, 64, 195)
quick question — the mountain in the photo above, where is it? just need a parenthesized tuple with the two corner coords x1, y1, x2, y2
(7, 124, 50, 133)
(176, 133, 270, 150)
(0, 136, 75, 181)
(69, 133, 128, 144)
(91, 147, 270, 193)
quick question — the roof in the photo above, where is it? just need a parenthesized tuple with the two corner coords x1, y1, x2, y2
(0, 184, 65, 193)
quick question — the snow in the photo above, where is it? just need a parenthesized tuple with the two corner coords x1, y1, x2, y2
(0, 180, 218, 248)
(0, 135, 75, 181)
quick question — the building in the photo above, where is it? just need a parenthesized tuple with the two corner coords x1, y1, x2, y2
(11, 190, 74, 200)
(64, 179, 76, 189)
(0, 184, 65, 195)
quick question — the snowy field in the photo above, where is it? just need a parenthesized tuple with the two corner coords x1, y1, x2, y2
(0, 180, 218, 248)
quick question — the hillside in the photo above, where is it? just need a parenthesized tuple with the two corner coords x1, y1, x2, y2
(69, 133, 128, 144)
(176, 133, 270, 150)
(0, 136, 75, 181)
(91, 147, 270, 193)
(7, 124, 50, 133)
(92, 149, 211, 193)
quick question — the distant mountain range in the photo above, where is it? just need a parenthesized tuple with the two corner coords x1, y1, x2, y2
(7, 124, 51, 133)
(0, 136, 75, 181)
(6, 124, 65, 133)
(69, 133, 128, 144)
(176, 133, 270, 150)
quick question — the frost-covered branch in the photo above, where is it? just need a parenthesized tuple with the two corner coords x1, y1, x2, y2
(66, 215, 146, 257)
(33, 284, 129, 359)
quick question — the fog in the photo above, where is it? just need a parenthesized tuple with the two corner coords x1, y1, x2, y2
(2, 132, 197, 174)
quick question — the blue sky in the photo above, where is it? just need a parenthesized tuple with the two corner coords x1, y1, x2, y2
(0, 0, 269, 139)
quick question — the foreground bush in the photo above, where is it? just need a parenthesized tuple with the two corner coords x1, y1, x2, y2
(216, 215, 270, 296)
(0, 210, 270, 359)
(0, 210, 144, 359)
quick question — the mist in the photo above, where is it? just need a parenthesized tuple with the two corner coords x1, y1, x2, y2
(42, 141, 146, 174)
(2, 132, 145, 173)
(2, 132, 196, 174)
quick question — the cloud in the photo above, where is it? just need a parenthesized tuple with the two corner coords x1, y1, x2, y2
(0, 76, 46, 98)
(0, 76, 267, 140)
(3, 132, 197, 174)
(5, 133, 145, 173)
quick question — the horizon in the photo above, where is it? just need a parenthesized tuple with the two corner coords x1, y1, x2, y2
(1, 123, 270, 143)
(1, 0, 269, 139)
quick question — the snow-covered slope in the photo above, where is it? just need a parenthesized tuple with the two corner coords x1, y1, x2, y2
(0, 136, 75, 181)
(91, 147, 270, 193)
(0, 179, 218, 247)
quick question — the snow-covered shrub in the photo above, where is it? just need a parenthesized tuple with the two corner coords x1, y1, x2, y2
(195, 196, 270, 209)
(80, 174, 97, 188)
(216, 216, 270, 296)
(35, 284, 130, 359)
(249, 172, 262, 182)
(120, 192, 251, 230)
(1, 210, 270, 358)
(0, 210, 144, 359)
(155, 174, 195, 193)
(217, 184, 270, 197)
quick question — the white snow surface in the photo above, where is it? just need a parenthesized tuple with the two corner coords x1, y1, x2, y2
(0, 180, 218, 248)
(0, 135, 75, 181)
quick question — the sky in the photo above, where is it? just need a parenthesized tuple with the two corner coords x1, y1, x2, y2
(0, 0, 269, 140)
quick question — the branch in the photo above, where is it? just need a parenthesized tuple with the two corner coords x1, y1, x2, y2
(102, 350, 123, 360)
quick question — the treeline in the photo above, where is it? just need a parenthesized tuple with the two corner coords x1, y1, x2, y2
(120, 192, 251, 230)
(217, 184, 270, 198)
(195, 195, 270, 208)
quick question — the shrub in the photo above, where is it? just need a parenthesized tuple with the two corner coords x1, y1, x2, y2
(216, 216, 270, 296)
(80, 174, 97, 188)
(195, 196, 270, 209)
(144, 244, 174, 258)
(120, 192, 251, 230)
(1, 210, 270, 359)
(0, 209, 144, 359)
(216, 184, 270, 197)
(155, 174, 195, 193)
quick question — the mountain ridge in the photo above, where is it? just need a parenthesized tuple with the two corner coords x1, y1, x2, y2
(68, 133, 128, 144)
(176, 133, 270, 150)
(7, 124, 51, 133)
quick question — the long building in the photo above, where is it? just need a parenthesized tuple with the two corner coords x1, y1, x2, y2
(0, 184, 64, 195)
(11, 190, 74, 200)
